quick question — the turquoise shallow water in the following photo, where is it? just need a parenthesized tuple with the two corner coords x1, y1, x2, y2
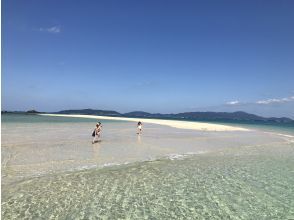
(2, 114, 294, 219)
(212, 121, 294, 136)
(2, 145, 294, 219)
(1, 113, 123, 124)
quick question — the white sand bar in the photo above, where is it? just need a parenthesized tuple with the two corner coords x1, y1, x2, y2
(39, 114, 249, 131)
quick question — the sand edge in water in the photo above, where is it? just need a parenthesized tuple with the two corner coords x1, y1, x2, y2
(39, 113, 249, 131)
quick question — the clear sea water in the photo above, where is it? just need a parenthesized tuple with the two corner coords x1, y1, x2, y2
(2, 114, 294, 219)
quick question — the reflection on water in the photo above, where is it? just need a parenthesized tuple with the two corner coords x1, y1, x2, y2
(92, 143, 101, 160)
(137, 134, 142, 144)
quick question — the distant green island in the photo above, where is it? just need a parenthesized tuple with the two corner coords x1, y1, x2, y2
(2, 109, 293, 125)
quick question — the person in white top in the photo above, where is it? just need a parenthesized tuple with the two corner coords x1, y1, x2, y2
(137, 121, 142, 134)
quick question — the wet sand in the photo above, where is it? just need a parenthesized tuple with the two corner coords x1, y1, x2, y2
(2, 115, 289, 185)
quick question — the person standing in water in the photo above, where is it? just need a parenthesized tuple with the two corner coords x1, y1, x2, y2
(92, 122, 102, 144)
(137, 121, 142, 134)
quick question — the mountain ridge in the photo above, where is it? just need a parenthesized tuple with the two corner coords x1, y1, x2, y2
(50, 109, 294, 124)
(2, 109, 293, 124)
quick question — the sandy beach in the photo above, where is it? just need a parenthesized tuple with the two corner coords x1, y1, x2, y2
(39, 114, 249, 131)
(2, 113, 293, 219)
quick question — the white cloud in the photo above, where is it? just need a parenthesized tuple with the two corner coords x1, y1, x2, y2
(226, 100, 240, 105)
(256, 96, 294, 105)
(39, 26, 61, 33)
(225, 96, 294, 106)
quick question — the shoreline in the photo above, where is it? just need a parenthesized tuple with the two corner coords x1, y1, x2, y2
(39, 113, 250, 131)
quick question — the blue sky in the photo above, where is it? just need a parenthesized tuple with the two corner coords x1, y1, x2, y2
(2, 0, 294, 118)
